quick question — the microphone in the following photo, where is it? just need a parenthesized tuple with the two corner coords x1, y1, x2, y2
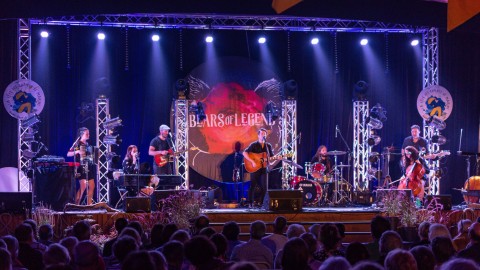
(169, 131, 173, 138)
(335, 125, 338, 138)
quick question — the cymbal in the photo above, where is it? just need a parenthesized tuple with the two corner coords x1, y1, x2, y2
(282, 159, 303, 169)
(336, 164, 351, 168)
(327, 150, 346, 156)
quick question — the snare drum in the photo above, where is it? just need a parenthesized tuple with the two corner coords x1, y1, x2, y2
(311, 162, 326, 179)
(290, 175, 307, 187)
(295, 180, 322, 205)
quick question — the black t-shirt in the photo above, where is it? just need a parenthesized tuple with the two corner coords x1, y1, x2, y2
(122, 158, 137, 174)
(310, 155, 332, 174)
(401, 136, 429, 153)
(244, 141, 274, 156)
(149, 136, 171, 152)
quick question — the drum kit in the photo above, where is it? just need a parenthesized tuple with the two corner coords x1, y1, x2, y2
(291, 150, 352, 206)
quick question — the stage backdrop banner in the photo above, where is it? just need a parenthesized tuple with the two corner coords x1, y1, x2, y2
(186, 57, 283, 182)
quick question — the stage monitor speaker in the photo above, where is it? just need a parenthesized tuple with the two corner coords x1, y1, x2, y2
(375, 189, 412, 207)
(263, 190, 302, 212)
(150, 190, 201, 211)
(353, 191, 374, 205)
(125, 197, 151, 213)
(426, 194, 452, 211)
(0, 192, 32, 214)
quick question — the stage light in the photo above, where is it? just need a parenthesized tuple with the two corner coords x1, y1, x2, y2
(431, 134, 447, 145)
(367, 135, 382, 146)
(21, 131, 38, 142)
(103, 134, 122, 145)
(151, 34, 160, 41)
(21, 114, 41, 128)
(368, 153, 379, 163)
(40, 31, 49, 38)
(175, 78, 190, 99)
(311, 37, 319, 45)
(426, 115, 446, 130)
(205, 35, 213, 43)
(353, 80, 368, 100)
(367, 117, 383, 129)
(280, 80, 298, 100)
(264, 101, 279, 125)
(258, 36, 266, 44)
(370, 103, 387, 122)
(410, 39, 419, 46)
(97, 33, 106, 40)
(360, 38, 368, 45)
(102, 117, 123, 130)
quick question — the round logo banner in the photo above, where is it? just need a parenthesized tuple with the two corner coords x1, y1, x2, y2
(3, 79, 45, 120)
(416, 85, 453, 121)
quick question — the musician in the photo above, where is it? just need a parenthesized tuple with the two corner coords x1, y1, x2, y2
(149, 124, 174, 175)
(67, 127, 95, 205)
(401, 124, 430, 176)
(243, 128, 274, 207)
(399, 146, 426, 199)
(311, 145, 332, 174)
(123, 145, 139, 174)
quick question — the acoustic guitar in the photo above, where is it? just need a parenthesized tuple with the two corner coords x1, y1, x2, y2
(154, 147, 198, 167)
(244, 152, 293, 173)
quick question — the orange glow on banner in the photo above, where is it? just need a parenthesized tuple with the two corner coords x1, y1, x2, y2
(448, 0, 480, 32)
(272, 0, 303, 14)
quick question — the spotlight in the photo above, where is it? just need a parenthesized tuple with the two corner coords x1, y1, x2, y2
(310, 37, 319, 45)
(21, 114, 40, 128)
(264, 101, 279, 125)
(258, 37, 266, 44)
(431, 134, 447, 145)
(280, 80, 298, 100)
(151, 34, 160, 42)
(103, 134, 122, 146)
(426, 115, 446, 130)
(370, 103, 387, 122)
(205, 35, 213, 43)
(97, 33, 106, 40)
(175, 79, 190, 99)
(40, 31, 49, 38)
(367, 117, 383, 130)
(410, 39, 419, 46)
(102, 117, 123, 130)
(353, 80, 368, 100)
(367, 135, 382, 146)
(360, 38, 368, 46)
(21, 131, 38, 142)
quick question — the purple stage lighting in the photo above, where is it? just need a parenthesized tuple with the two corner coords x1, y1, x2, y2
(360, 38, 368, 46)
(152, 34, 160, 41)
(311, 37, 319, 45)
(258, 37, 266, 44)
(97, 33, 106, 40)
(40, 31, 49, 38)
(410, 39, 419, 46)
(205, 35, 213, 43)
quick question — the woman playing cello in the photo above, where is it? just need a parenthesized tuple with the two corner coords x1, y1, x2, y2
(398, 146, 426, 200)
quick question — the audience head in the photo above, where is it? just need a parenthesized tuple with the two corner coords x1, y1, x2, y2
(0, 248, 12, 270)
(371, 215, 391, 241)
(440, 258, 480, 270)
(273, 216, 287, 234)
(39, 224, 54, 242)
(1, 235, 19, 259)
(384, 249, 417, 270)
(299, 232, 318, 256)
(192, 215, 210, 235)
(346, 242, 370, 266)
(428, 223, 451, 241)
(431, 236, 455, 264)
(319, 256, 351, 270)
(281, 237, 309, 270)
(127, 221, 144, 238)
(121, 250, 156, 270)
(210, 233, 228, 258)
(118, 227, 141, 246)
(308, 223, 322, 240)
(148, 250, 167, 270)
(0, 239, 6, 249)
(286, 223, 306, 239)
(114, 217, 129, 233)
(250, 220, 266, 240)
(335, 223, 346, 239)
(468, 222, 480, 243)
(160, 223, 179, 245)
(222, 221, 241, 241)
(59, 236, 78, 262)
(379, 230, 403, 256)
(161, 240, 184, 269)
(24, 219, 39, 239)
(351, 261, 384, 270)
(457, 219, 472, 235)
(418, 221, 431, 240)
(43, 243, 71, 267)
(410, 245, 435, 270)
(149, 223, 164, 248)
(73, 240, 103, 270)
(199, 227, 216, 238)
(169, 229, 190, 244)
(184, 235, 217, 267)
(319, 223, 342, 251)
(72, 220, 91, 241)
(14, 223, 34, 243)
(229, 261, 260, 270)
(113, 236, 139, 263)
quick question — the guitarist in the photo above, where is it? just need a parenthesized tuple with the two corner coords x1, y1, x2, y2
(243, 128, 274, 207)
(149, 124, 173, 175)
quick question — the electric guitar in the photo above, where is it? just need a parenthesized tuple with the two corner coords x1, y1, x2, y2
(244, 152, 293, 173)
(154, 147, 198, 167)
(422, 150, 451, 160)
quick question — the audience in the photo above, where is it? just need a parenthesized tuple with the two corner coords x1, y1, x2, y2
(231, 220, 273, 269)
(409, 245, 434, 270)
(319, 256, 351, 270)
(313, 223, 344, 262)
(456, 222, 480, 264)
(160, 240, 185, 270)
(261, 216, 288, 256)
(431, 236, 456, 269)
(221, 221, 245, 259)
(299, 232, 322, 270)
(103, 218, 128, 257)
(15, 223, 45, 270)
(280, 237, 310, 270)
(378, 230, 403, 266)
(0, 248, 12, 270)
(383, 249, 417, 270)
(73, 240, 105, 270)
(2, 235, 26, 269)
(72, 220, 91, 241)
(38, 224, 55, 247)
(185, 235, 231, 270)
(345, 242, 370, 266)
(365, 215, 391, 261)
(453, 219, 472, 252)
(440, 258, 480, 270)
(43, 243, 71, 268)
(411, 221, 430, 247)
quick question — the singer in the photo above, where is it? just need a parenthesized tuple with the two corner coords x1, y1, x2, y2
(123, 145, 139, 174)
(148, 124, 173, 175)
(243, 128, 274, 208)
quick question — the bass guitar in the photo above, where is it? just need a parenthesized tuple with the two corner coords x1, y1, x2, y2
(154, 147, 198, 167)
(244, 152, 293, 173)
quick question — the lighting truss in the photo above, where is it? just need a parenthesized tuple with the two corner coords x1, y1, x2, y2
(96, 97, 111, 203)
(281, 100, 297, 189)
(174, 99, 189, 189)
(18, 18, 31, 192)
(353, 101, 370, 191)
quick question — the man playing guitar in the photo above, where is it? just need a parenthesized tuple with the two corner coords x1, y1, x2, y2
(149, 124, 173, 175)
(243, 128, 274, 207)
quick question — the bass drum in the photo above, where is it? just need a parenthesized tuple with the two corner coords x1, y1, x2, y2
(290, 175, 306, 188)
(295, 180, 322, 205)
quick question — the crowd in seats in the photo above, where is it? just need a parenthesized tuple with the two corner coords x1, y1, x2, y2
(1, 214, 480, 270)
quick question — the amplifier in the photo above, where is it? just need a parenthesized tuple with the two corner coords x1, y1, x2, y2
(125, 197, 151, 213)
(263, 190, 303, 212)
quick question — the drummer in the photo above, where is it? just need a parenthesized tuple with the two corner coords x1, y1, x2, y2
(311, 145, 332, 175)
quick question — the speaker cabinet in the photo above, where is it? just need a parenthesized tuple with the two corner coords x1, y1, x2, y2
(426, 194, 452, 211)
(353, 191, 374, 205)
(263, 190, 302, 212)
(0, 192, 32, 214)
(125, 197, 151, 213)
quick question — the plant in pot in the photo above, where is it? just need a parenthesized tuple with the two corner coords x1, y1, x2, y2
(398, 197, 419, 243)
(381, 189, 405, 231)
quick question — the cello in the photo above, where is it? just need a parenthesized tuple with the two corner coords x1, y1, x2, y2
(398, 160, 426, 199)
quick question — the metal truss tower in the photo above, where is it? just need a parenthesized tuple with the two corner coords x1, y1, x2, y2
(174, 100, 189, 189)
(353, 101, 370, 191)
(422, 27, 440, 195)
(96, 97, 111, 202)
(17, 19, 32, 192)
(281, 100, 297, 189)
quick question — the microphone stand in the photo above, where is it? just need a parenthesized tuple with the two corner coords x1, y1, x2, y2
(168, 133, 176, 175)
(336, 127, 352, 185)
(70, 137, 81, 204)
(263, 136, 271, 208)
